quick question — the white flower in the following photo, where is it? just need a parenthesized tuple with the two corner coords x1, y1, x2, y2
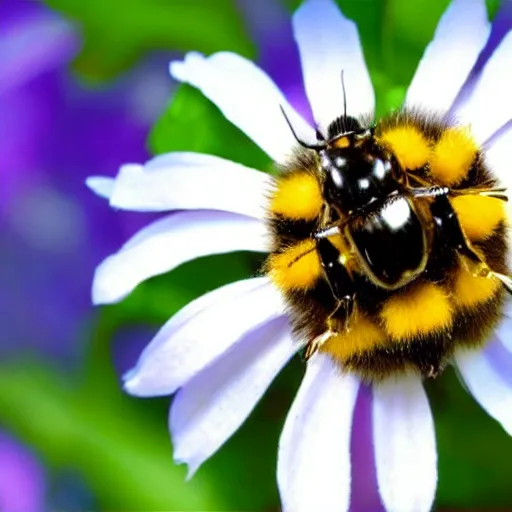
(88, 0, 512, 510)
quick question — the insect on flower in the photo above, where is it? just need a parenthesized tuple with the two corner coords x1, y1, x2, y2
(89, 0, 512, 510)
(270, 92, 511, 381)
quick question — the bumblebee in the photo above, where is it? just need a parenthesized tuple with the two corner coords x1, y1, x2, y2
(264, 106, 512, 382)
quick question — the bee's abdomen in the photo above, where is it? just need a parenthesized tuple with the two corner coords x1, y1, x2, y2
(349, 196, 427, 289)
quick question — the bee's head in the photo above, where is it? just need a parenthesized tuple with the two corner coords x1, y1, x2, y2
(279, 102, 401, 216)
(319, 136, 398, 216)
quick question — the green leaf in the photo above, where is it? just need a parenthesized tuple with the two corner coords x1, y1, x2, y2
(0, 361, 221, 511)
(148, 84, 273, 171)
(428, 368, 512, 508)
(43, 0, 254, 80)
(487, 0, 503, 18)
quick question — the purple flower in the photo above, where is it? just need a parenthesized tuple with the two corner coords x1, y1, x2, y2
(1, 1, 168, 359)
(90, 0, 512, 510)
(0, 432, 46, 512)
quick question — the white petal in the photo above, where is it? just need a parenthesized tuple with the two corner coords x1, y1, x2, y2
(292, 0, 374, 134)
(484, 126, 512, 190)
(483, 126, 512, 245)
(405, 0, 490, 114)
(93, 210, 269, 305)
(494, 307, 512, 353)
(278, 353, 360, 512)
(106, 152, 272, 219)
(170, 52, 315, 162)
(455, 347, 512, 435)
(454, 31, 512, 144)
(170, 316, 297, 476)
(85, 176, 115, 200)
(124, 277, 286, 397)
(373, 374, 437, 512)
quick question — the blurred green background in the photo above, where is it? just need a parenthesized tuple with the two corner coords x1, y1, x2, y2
(1, 0, 511, 510)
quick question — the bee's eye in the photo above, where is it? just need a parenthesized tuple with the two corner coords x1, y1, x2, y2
(323, 166, 346, 205)
(328, 167, 344, 189)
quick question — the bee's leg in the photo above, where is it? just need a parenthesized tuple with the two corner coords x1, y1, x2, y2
(314, 225, 342, 239)
(450, 186, 508, 201)
(429, 193, 512, 295)
(313, 204, 350, 239)
(407, 185, 450, 198)
(406, 178, 508, 202)
(304, 238, 356, 361)
(408, 185, 511, 290)
(313, 221, 346, 239)
(304, 330, 335, 361)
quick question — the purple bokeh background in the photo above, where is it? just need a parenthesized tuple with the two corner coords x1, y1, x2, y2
(0, 0, 170, 362)
(0, 3, 171, 507)
(0, 432, 46, 512)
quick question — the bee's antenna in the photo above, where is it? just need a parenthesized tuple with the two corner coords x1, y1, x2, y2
(280, 105, 326, 152)
(341, 70, 347, 131)
(316, 128, 326, 142)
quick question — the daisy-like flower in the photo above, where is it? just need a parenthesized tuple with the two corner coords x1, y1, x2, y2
(89, 0, 512, 510)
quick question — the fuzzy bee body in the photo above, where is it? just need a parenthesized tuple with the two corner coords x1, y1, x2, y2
(265, 109, 509, 381)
